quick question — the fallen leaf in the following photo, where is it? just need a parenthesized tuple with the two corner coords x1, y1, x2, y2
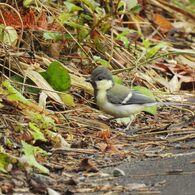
(0, 153, 10, 173)
(126, 183, 147, 191)
(47, 188, 60, 195)
(25, 70, 63, 104)
(3, 80, 29, 104)
(78, 158, 98, 172)
(97, 130, 112, 140)
(104, 144, 120, 153)
(60, 93, 75, 107)
(48, 131, 71, 148)
(21, 141, 49, 174)
(153, 14, 173, 32)
(168, 74, 182, 92)
(49, 42, 63, 59)
(0, 25, 18, 46)
(38, 91, 48, 108)
(41, 61, 71, 92)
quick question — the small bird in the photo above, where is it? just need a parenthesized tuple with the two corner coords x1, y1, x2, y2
(86, 66, 157, 118)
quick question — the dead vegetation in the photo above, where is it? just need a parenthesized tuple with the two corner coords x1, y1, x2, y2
(0, 0, 195, 194)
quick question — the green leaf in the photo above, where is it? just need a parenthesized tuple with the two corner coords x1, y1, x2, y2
(117, 30, 130, 48)
(143, 38, 151, 49)
(60, 93, 75, 107)
(78, 27, 89, 41)
(133, 86, 157, 115)
(0, 103, 3, 108)
(113, 75, 123, 85)
(65, 21, 84, 29)
(0, 25, 18, 46)
(93, 56, 111, 68)
(0, 153, 9, 173)
(11, 75, 40, 94)
(119, 36, 129, 48)
(116, 29, 137, 48)
(23, 0, 34, 7)
(146, 42, 169, 59)
(58, 13, 83, 29)
(3, 80, 29, 104)
(80, 0, 99, 11)
(58, 13, 72, 24)
(21, 141, 49, 173)
(30, 112, 56, 131)
(29, 122, 47, 142)
(190, 0, 195, 4)
(43, 32, 63, 41)
(125, 0, 138, 10)
(64, 2, 83, 12)
(117, 0, 125, 12)
(40, 61, 71, 92)
(80, 13, 93, 21)
(100, 22, 111, 33)
(95, 7, 106, 18)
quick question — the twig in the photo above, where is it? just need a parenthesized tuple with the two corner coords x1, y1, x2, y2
(52, 147, 98, 154)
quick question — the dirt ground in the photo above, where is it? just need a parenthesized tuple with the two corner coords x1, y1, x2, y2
(103, 148, 195, 195)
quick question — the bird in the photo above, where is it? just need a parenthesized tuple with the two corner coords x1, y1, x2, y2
(86, 66, 157, 119)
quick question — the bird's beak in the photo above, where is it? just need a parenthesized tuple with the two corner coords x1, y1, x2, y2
(85, 77, 92, 83)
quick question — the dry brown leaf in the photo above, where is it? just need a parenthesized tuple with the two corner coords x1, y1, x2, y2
(24, 70, 63, 104)
(175, 55, 195, 69)
(71, 74, 93, 94)
(78, 158, 98, 172)
(168, 75, 182, 92)
(49, 132, 71, 149)
(96, 142, 108, 152)
(3, 97, 59, 123)
(104, 144, 120, 153)
(154, 62, 195, 83)
(38, 91, 48, 108)
(49, 42, 63, 59)
(97, 129, 112, 140)
(153, 13, 173, 32)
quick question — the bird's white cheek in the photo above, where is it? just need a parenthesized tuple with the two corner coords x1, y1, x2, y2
(96, 80, 113, 90)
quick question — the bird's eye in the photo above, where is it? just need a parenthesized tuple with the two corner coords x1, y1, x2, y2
(97, 77, 102, 81)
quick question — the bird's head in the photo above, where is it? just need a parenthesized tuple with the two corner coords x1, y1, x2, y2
(86, 66, 114, 90)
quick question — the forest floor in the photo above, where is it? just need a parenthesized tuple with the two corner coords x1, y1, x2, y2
(0, 0, 195, 194)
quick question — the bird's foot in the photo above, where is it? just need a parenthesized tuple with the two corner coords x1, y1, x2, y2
(123, 126, 141, 135)
(115, 125, 141, 135)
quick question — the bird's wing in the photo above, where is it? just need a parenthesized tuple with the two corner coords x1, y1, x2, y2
(107, 84, 131, 104)
(124, 91, 156, 104)
(107, 84, 155, 105)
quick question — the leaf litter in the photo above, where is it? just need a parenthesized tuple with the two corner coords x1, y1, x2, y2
(0, 0, 195, 194)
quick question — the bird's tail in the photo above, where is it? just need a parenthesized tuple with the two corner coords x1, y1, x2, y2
(145, 102, 194, 107)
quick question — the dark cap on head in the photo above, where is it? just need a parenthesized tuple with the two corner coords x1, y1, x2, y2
(86, 66, 113, 86)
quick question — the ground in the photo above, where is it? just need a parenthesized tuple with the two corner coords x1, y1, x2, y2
(104, 150, 195, 195)
(0, 0, 195, 194)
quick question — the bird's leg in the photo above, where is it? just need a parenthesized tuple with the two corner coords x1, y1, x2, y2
(121, 114, 141, 134)
(124, 120, 133, 131)
(123, 114, 136, 131)
(99, 114, 139, 135)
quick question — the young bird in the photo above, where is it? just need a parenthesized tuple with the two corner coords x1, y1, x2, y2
(86, 66, 156, 118)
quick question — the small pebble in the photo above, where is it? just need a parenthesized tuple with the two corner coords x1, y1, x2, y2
(113, 168, 125, 177)
(79, 176, 86, 181)
(31, 173, 54, 185)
